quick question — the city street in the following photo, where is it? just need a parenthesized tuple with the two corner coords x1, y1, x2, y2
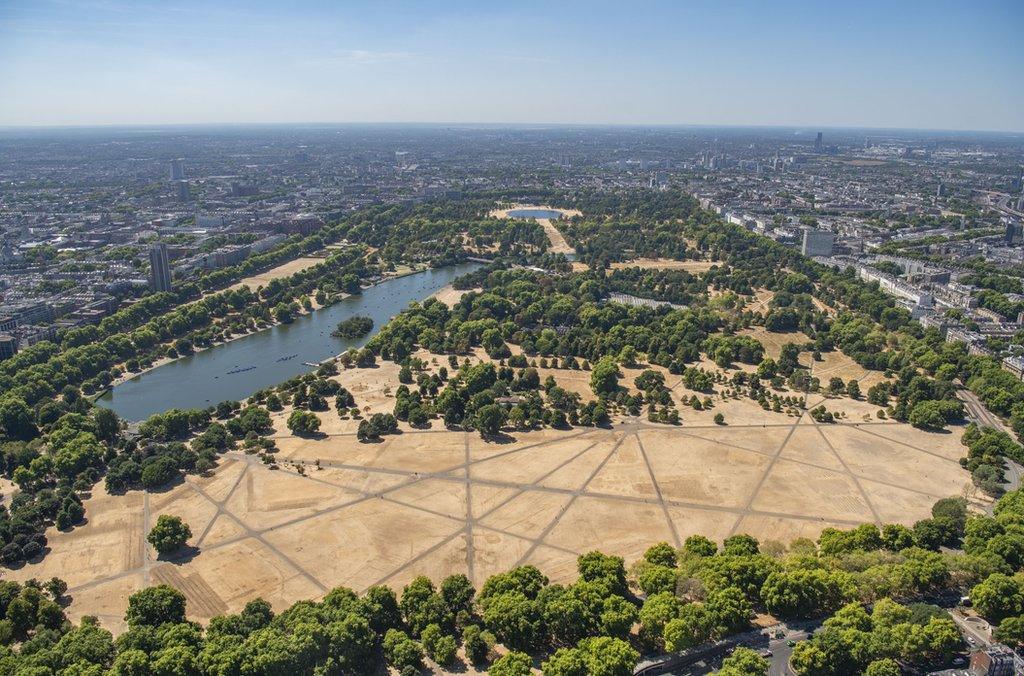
(956, 387, 1023, 493)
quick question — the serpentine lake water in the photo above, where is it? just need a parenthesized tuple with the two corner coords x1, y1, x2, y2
(507, 208, 564, 219)
(97, 262, 482, 421)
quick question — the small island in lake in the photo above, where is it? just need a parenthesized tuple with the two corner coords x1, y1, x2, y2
(332, 315, 374, 339)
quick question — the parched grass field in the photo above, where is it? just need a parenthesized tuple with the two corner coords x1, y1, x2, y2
(571, 258, 719, 274)
(429, 284, 477, 308)
(232, 256, 325, 290)
(610, 258, 719, 272)
(9, 342, 985, 633)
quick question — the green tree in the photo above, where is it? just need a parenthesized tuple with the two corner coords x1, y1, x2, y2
(362, 585, 402, 634)
(639, 592, 682, 651)
(147, 515, 192, 555)
(382, 628, 423, 670)
(125, 585, 187, 627)
(663, 604, 712, 651)
(637, 565, 677, 596)
(590, 356, 620, 396)
(720, 647, 769, 676)
(996, 615, 1024, 649)
(286, 409, 320, 435)
(475, 404, 506, 437)
(881, 523, 915, 551)
(931, 497, 968, 531)
(482, 591, 542, 653)
(421, 624, 457, 666)
(545, 636, 638, 676)
(150, 645, 200, 675)
(864, 658, 901, 676)
(94, 407, 121, 441)
(683, 535, 717, 557)
(871, 598, 912, 629)
(139, 456, 179, 490)
(577, 551, 628, 596)
(723, 534, 760, 556)
(400, 576, 448, 637)
(908, 400, 951, 430)
(790, 641, 830, 675)
(489, 651, 533, 676)
(542, 646, 588, 676)
(51, 620, 115, 670)
(971, 573, 1024, 622)
(111, 648, 150, 676)
(643, 542, 678, 568)
(986, 533, 1024, 569)
(761, 569, 853, 619)
(462, 624, 491, 664)
(440, 573, 475, 618)
(272, 302, 294, 324)
(706, 586, 753, 635)
(0, 397, 37, 441)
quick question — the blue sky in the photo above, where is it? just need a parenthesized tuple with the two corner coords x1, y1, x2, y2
(1, 0, 1022, 130)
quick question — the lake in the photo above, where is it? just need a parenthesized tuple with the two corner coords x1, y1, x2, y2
(506, 208, 565, 219)
(98, 262, 482, 420)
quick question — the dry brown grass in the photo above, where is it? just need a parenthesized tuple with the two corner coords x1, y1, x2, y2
(609, 258, 718, 272)
(232, 257, 324, 290)
(12, 386, 981, 635)
(14, 332, 983, 636)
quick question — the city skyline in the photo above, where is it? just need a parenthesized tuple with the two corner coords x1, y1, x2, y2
(1, 0, 1023, 132)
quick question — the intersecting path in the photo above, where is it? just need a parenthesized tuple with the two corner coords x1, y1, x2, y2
(66, 404, 968, 609)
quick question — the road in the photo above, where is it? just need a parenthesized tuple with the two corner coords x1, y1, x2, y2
(956, 387, 1023, 493)
(765, 627, 811, 676)
(948, 608, 994, 649)
(957, 387, 1010, 433)
(636, 622, 817, 676)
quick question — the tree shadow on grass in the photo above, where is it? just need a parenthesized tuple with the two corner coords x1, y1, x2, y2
(293, 430, 328, 440)
(144, 472, 187, 494)
(158, 544, 200, 565)
(480, 431, 517, 444)
(58, 516, 90, 533)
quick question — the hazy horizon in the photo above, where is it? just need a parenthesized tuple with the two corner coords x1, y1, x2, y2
(2, 0, 1023, 132)
(0, 122, 1022, 137)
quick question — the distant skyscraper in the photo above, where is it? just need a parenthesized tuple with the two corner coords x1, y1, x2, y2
(936, 182, 945, 198)
(149, 243, 172, 292)
(169, 159, 185, 181)
(175, 181, 190, 201)
(814, 132, 823, 152)
(1005, 221, 1023, 246)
